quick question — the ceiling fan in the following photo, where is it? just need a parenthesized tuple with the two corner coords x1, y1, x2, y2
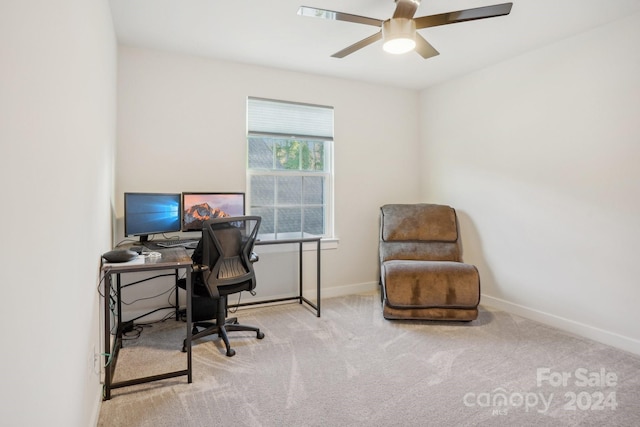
(297, 0, 513, 59)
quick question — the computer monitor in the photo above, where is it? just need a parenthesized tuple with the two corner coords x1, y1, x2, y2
(124, 192, 182, 242)
(182, 192, 245, 232)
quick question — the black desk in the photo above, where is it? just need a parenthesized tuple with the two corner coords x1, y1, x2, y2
(100, 247, 193, 400)
(236, 234, 322, 317)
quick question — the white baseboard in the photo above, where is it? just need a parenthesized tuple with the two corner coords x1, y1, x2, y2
(91, 392, 102, 427)
(122, 282, 381, 321)
(481, 294, 640, 356)
(322, 281, 379, 299)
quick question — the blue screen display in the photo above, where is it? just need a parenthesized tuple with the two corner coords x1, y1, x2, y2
(124, 193, 181, 237)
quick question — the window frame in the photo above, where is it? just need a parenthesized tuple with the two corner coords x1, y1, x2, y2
(246, 98, 334, 239)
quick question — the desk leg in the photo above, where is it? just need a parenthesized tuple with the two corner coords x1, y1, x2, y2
(298, 242, 304, 306)
(299, 240, 321, 317)
(174, 271, 180, 321)
(186, 267, 192, 383)
(116, 274, 122, 333)
(316, 239, 321, 317)
(103, 271, 112, 400)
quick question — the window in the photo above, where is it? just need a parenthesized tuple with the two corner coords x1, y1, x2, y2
(247, 97, 333, 238)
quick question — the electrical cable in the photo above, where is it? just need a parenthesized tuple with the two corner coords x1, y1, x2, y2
(119, 285, 175, 305)
(121, 273, 175, 289)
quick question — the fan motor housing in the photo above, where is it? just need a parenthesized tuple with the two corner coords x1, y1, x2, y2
(382, 18, 416, 54)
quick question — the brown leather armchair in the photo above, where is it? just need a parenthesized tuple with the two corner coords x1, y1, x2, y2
(379, 204, 480, 321)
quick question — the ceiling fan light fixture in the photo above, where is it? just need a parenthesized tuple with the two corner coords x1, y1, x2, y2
(382, 18, 416, 54)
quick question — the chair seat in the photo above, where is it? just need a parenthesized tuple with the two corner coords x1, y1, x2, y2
(383, 260, 480, 309)
(382, 260, 480, 321)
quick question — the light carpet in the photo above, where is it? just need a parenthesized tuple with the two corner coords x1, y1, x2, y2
(98, 292, 640, 426)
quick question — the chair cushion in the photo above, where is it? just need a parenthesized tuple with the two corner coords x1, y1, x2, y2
(219, 256, 248, 279)
(381, 204, 458, 242)
(382, 260, 479, 309)
(379, 240, 460, 263)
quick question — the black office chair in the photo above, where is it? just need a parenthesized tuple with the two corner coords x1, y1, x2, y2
(182, 216, 264, 357)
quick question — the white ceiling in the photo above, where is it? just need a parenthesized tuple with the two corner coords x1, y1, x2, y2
(109, 0, 640, 90)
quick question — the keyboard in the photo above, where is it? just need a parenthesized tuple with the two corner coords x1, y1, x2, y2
(154, 239, 199, 249)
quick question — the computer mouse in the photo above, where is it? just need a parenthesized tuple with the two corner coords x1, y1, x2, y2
(102, 249, 138, 263)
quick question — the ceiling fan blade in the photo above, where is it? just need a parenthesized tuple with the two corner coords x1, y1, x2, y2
(298, 6, 383, 27)
(393, 0, 421, 19)
(414, 2, 513, 30)
(414, 34, 439, 59)
(331, 32, 383, 58)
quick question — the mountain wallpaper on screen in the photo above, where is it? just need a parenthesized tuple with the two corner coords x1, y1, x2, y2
(183, 203, 229, 230)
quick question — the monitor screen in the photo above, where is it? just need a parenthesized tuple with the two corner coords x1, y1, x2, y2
(124, 193, 181, 241)
(182, 192, 245, 232)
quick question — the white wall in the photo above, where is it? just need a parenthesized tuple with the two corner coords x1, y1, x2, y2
(1, 2, 636, 423)
(419, 12, 640, 354)
(0, 1, 116, 426)
(116, 46, 423, 314)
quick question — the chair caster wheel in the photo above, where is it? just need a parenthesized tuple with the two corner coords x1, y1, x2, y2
(181, 341, 187, 353)
(257, 331, 265, 339)
(226, 348, 236, 357)
(192, 326, 199, 334)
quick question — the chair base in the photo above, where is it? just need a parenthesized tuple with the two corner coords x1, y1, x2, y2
(183, 318, 264, 357)
(181, 294, 264, 356)
(382, 302, 478, 321)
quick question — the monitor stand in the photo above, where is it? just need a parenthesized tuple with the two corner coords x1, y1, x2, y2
(138, 235, 157, 248)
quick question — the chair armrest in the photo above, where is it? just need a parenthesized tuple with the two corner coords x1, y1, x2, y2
(192, 264, 209, 273)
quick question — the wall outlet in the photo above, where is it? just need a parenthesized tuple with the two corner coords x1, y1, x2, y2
(91, 344, 100, 375)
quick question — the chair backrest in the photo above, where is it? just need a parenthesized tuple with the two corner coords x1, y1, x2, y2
(379, 204, 462, 263)
(201, 216, 261, 296)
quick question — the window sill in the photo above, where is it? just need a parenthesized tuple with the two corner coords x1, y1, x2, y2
(319, 237, 339, 250)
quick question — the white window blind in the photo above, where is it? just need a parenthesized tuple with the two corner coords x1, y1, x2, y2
(247, 97, 333, 140)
